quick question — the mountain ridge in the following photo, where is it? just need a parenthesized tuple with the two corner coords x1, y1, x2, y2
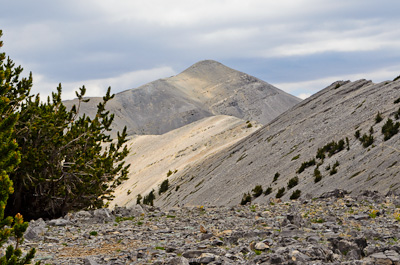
(64, 60, 300, 136)
(153, 78, 400, 208)
(109, 115, 261, 209)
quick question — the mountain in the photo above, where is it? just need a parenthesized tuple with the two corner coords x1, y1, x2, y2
(153, 78, 400, 207)
(109, 115, 261, 209)
(63, 60, 300, 136)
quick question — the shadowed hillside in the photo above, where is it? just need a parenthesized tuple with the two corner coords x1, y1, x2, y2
(155, 78, 400, 207)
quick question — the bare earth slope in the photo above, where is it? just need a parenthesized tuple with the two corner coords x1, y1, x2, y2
(64, 60, 300, 136)
(157, 79, 400, 208)
(109, 115, 261, 209)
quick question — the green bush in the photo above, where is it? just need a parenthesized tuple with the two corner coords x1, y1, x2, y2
(297, 159, 316, 173)
(252, 185, 263, 197)
(316, 139, 345, 160)
(287, 177, 299, 190)
(316, 148, 325, 160)
(264, 187, 272, 195)
(360, 133, 374, 148)
(276, 187, 285, 198)
(375, 112, 383, 124)
(143, 190, 155, 206)
(240, 193, 251, 205)
(314, 174, 322, 183)
(311, 218, 325, 223)
(354, 130, 360, 139)
(369, 126, 374, 134)
(314, 168, 322, 183)
(254, 249, 262, 255)
(382, 118, 400, 141)
(290, 190, 301, 200)
(136, 194, 142, 204)
(329, 161, 340, 175)
(273, 172, 280, 182)
(395, 107, 400, 120)
(159, 179, 169, 195)
(291, 154, 300, 160)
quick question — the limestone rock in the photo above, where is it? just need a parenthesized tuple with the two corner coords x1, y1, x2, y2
(93, 208, 112, 222)
(160, 79, 400, 207)
(254, 242, 269, 251)
(370, 252, 393, 265)
(84, 257, 99, 265)
(64, 60, 300, 137)
(25, 218, 46, 241)
(48, 218, 71, 226)
(169, 257, 190, 265)
(24, 195, 400, 264)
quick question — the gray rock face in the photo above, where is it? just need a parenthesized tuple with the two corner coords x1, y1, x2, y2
(113, 205, 145, 217)
(64, 60, 300, 136)
(28, 194, 400, 264)
(48, 218, 71, 226)
(93, 208, 113, 223)
(24, 218, 46, 241)
(158, 78, 400, 207)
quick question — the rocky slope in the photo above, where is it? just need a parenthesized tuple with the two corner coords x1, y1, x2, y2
(109, 115, 261, 209)
(63, 60, 300, 136)
(156, 78, 400, 208)
(22, 191, 400, 264)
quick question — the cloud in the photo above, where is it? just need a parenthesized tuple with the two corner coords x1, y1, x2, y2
(94, 1, 311, 27)
(267, 21, 400, 57)
(31, 66, 176, 100)
(1, 0, 400, 100)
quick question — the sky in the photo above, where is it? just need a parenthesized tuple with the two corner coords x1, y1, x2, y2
(1, 0, 400, 100)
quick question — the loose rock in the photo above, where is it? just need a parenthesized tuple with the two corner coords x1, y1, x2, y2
(15, 192, 399, 264)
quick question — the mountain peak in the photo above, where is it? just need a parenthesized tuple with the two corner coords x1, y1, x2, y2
(64, 60, 300, 136)
(179, 60, 234, 77)
(189, 59, 224, 68)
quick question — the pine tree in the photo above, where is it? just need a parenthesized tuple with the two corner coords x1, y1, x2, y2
(0, 29, 37, 265)
(7, 85, 130, 219)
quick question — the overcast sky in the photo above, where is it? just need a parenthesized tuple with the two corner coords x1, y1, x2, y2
(1, 0, 400, 100)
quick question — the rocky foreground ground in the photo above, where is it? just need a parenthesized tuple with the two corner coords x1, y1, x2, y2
(16, 190, 400, 264)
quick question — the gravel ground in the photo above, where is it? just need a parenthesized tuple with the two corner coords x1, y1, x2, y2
(13, 190, 400, 264)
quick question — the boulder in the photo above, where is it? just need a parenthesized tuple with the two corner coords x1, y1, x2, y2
(93, 208, 113, 222)
(48, 218, 71, 226)
(25, 218, 47, 241)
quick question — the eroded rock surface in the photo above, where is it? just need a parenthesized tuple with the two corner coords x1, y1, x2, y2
(64, 60, 300, 136)
(15, 191, 400, 264)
